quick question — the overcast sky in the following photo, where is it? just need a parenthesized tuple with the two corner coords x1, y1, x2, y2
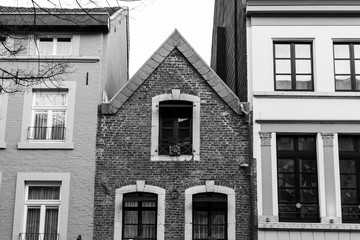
(3, 0, 215, 77)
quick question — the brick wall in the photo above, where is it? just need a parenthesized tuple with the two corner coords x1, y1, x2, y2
(95, 49, 251, 239)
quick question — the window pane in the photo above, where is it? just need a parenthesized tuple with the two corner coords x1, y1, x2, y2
(339, 137, 355, 152)
(299, 159, 316, 173)
(276, 60, 291, 73)
(141, 225, 156, 238)
(211, 211, 225, 224)
(28, 186, 60, 200)
(298, 137, 315, 151)
(39, 38, 53, 55)
(35, 92, 66, 106)
(300, 188, 317, 202)
(178, 118, 190, 127)
(299, 173, 317, 188)
(334, 44, 350, 58)
(341, 175, 357, 188)
(26, 208, 40, 240)
(296, 75, 312, 90)
(56, 38, 71, 55)
(160, 129, 173, 141)
(355, 60, 360, 74)
(275, 44, 290, 58)
(278, 189, 295, 202)
(278, 159, 295, 172)
(194, 226, 208, 239)
(296, 60, 311, 74)
(142, 211, 156, 224)
(278, 173, 295, 187)
(124, 211, 138, 224)
(142, 201, 156, 207)
(295, 44, 311, 58)
(335, 75, 352, 90)
(356, 76, 360, 90)
(161, 119, 173, 128)
(335, 60, 351, 74)
(179, 129, 191, 141)
(355, 45, 360, 58)
(275, 75, 291, 90)
(33, 111, 48, 140)
(44, 208, 59, 240)
(341, 190, 358, 203)
(194, 211, 208, 224)
(51, 111, 66, 140)
(123, 225, 137, 238)
(277, 137, 294, 151)
(211, 225, 225, 238)
(340, 159, 356, 174)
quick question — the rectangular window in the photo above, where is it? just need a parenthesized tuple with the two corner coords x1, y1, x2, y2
(0, 35, 29, 56)
(21, 183, 61, 240)
(38, 37, 71, 55)
(159, 101, 192, 156)
(339, 135, 360, 223)
(277, 135, 319, 222)
(274, 42, 314, 91)
(122, 193, 157, 240)
(28, 91, 67, 141)
(334, 43, 360, 91)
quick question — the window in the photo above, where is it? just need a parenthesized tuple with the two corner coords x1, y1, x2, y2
(21, 184, 60, 240)
(333, 43, 360, 91)
(38, 37, 71, 55)
(122, 193, 157, 240)
(159, 101, 192, 156)
(0, 92, 8, 148)
(193, 193, 227, 240)
(28, 91, 67, 141)
(338, 135, 360, 223)
(277, 135, 319, 222)
(151, 92, 200, 161)
(0, 35, 29, 56)
(274, 42, 313, 91)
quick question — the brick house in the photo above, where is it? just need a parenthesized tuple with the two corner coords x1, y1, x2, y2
(0, 6, 129, 240)
(95, 30, 252, 240)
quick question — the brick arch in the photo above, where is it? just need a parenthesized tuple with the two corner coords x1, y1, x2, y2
(184, 181, 236, 240)
(114, 180, 166, 240)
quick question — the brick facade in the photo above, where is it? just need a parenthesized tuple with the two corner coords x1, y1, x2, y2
(95, 46, 251, 239)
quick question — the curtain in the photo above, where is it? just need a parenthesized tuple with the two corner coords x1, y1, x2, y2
(123, 210, 138, 238)
(141, 211, 156, 239)
(193, 211, 208, 239)
(44, 208, 59, 240)
(51, 111, 66, 140)
(33, 112, 47, 140)
(26, 208, 40, 240)
(56, 38, 71, 55)
(28, 186, 60, 200)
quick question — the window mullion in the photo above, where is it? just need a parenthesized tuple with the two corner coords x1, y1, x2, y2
(290, 44, 297, 90)
(138, 202, 142, 237)
(39, 205, 46, 238)
(47, 110, 53, 140)
(52, 38, 57, 55)
(350, 44, 356, 90)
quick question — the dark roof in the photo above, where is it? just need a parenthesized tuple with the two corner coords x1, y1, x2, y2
(0, 6, 122, 16)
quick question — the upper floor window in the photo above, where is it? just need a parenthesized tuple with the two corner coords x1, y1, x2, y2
(277, 135, 319, 222)
(193, 193, 227, 240)
(21, 183, 61, 240)
(0, 35, 29, 56)
(29, 91, 67, 141)
(122, 192, 157, 240)
(159, 101, 192, 156)
(334, 43, 360, 91)
(338, 135, 360, 223)
(274, 42, 314, 91)
(38, 37, 72, 55)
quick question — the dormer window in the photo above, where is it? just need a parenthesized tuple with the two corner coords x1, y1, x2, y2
(159, 101, 192, 156)
(38, 37, 72, 55)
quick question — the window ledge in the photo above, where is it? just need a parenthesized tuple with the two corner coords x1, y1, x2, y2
(253, 91, 360, 99)
(0, 142, 6, 149)
(17, 142, 74, 150)
(151, 154, 200, 161)
(259, 222, 360, 231)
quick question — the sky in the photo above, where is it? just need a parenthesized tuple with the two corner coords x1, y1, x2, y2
(3, 0, 215, 77)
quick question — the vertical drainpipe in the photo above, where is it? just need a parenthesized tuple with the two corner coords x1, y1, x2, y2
(234, 0, 239, 97)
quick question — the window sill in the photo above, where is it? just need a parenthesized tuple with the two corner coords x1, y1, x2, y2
(17, 142, 74, 150)
(151, 154, 200, 161)
(0, 142, 6, 149)
(253, 91, 360, 99)
(259, 222, 360, 231)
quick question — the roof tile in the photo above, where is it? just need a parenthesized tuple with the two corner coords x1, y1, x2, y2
(137, 70, 150, 80)
(151, 53, 165, 63)
(121, 86, 133, 97)
(198, 65, 210, 75)
(157, 47, 170, 58)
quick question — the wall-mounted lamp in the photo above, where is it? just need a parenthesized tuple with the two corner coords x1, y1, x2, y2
(170, 189, 179, 200)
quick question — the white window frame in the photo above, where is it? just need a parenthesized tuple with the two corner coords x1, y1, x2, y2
(29, 91, 68, 141)
(37, 36, 72, 56)
(0, 92, 8, 148)
(12, 173, 70, 240)
(18, 81, 76, 149)
(114, 181, 166, 240)
(185, 182, 236, 240)
(151, 90, 200, 161)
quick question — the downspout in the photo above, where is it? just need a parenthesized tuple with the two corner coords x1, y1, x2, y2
(234, 0, 239, 97)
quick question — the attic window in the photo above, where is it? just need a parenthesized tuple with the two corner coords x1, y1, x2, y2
(38, 37, 72, 55)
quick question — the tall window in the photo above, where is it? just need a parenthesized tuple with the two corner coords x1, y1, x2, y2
(122, 193, 157, 240)
(274, 42, 313, 91)
(159, 101, 192, 156)
(29, 91, 67, 141)
(333, 43, 360, 91)
(339, 135, 360, 222)
(277, 135, 319, 222)
(38, 37, 71, 55)
(193, 193, 227, 240)
(21, 184, 60, 240)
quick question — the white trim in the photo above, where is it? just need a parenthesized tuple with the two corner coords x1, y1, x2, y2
(271, 132, 278, 216)
(333, 133, 342, 219)
(317, 133, 326, 220)
(12, 172, 70, 240)
(184, 183, 236, 240)
(151, 92, 200, 161)
(18, 81, 76, 149)
(0, 92, 8, 148)
(114, 182, 166, 240)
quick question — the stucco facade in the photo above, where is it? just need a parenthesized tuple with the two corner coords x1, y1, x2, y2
(0, 7, 128, 240)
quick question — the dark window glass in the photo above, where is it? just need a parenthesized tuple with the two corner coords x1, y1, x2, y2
(193, 193, 227, 240)
(274, 43, 314, 91)
(123, 193, 157, 240)
(159, 101, 192, 156)
(277, 135, 319, 222)
(334, 43, 360, 91)
(339, 135, 360, 223)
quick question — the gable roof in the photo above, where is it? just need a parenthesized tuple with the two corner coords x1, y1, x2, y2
(101, 29, 244, 115)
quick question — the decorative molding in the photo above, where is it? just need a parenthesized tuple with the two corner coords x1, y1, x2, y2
(321, 133, 334, 147)
(259, 132, 272, 146)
